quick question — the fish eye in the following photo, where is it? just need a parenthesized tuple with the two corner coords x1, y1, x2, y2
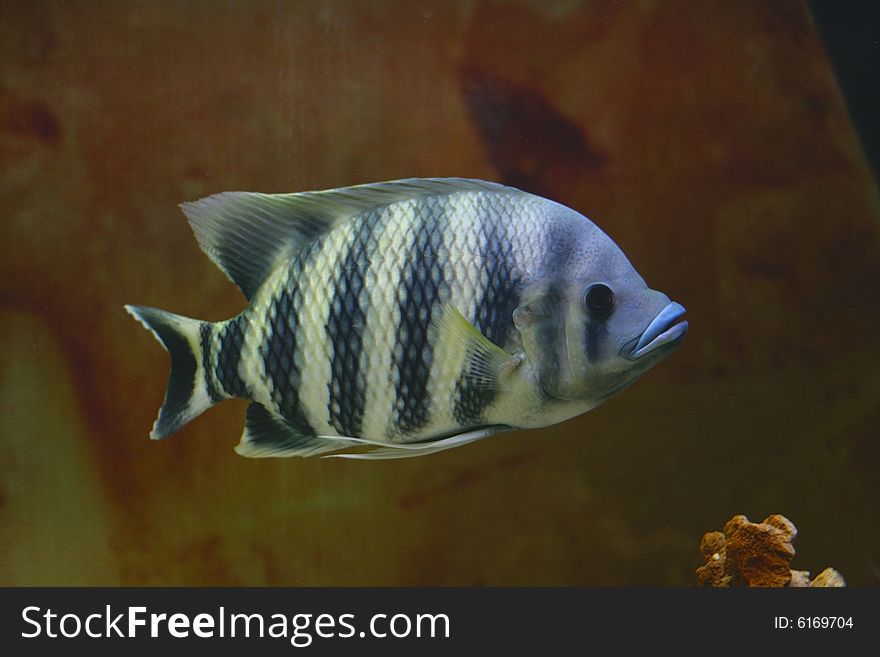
(583, 283, 614, 319)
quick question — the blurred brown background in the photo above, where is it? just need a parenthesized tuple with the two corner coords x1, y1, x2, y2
(1, 0, 878, 586)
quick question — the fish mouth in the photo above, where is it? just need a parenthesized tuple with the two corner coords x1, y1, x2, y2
(624, 302, 688, 360)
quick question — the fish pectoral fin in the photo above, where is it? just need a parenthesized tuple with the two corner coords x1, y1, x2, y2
(235, 403, 355, 458)
(430, 304, 524, 390)
(323, 425, 511, 460)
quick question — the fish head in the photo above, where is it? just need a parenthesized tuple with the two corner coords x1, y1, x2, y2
(512, 213, 687, 404)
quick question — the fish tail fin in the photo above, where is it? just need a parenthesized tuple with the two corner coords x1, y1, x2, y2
(124, 304, 219, 439)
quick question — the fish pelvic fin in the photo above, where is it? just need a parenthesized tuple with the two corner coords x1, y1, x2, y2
(323, 425, 512, 460)
(124, 305, 219, 439)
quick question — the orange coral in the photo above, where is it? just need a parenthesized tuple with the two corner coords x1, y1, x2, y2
(696, 514, 845, 587)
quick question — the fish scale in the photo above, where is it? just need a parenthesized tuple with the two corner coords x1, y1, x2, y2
(214, 318, 246, 398)
(296, 228, 355, 436)
(326, 211, 378, 437)
(360, 203, 413, 441)
(424, 198, 486, 433)
(267, 289, 296, 413)
(125, 178, 687, 459)
(390, 203, 447, 437)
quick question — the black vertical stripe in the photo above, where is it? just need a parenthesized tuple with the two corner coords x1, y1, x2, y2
(530, 282, 567, 398)
(584, 317, 607, 364)
(262, 253, 316, 436)
(200, 323, 222, 403)
(392, 206, 447, 436)
(326, 214, 378, 436)
(215, 315, 246, 398)
(474, 215, 521, 347)
(453, 212, 522, 426)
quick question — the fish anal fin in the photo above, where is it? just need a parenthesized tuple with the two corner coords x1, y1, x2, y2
(235, 403, 354, 458)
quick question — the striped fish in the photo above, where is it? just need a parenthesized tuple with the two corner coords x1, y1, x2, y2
(125, 178, 687, 459)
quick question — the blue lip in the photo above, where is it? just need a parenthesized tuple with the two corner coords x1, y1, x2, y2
(628, 302, 688, 359)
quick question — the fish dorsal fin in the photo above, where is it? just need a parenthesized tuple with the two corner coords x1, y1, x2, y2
(180, 178, 518, 300)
